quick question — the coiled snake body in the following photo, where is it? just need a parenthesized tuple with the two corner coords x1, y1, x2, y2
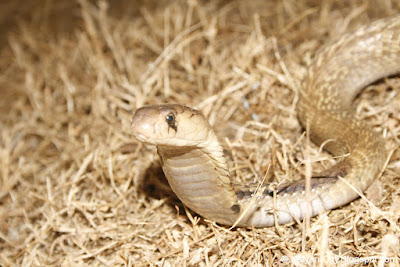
(131, 17, 400, 227)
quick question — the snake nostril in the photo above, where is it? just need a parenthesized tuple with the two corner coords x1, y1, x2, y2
(131, 114, 141, 129)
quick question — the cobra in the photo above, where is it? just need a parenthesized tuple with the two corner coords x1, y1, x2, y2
(131, 16, 399, 227)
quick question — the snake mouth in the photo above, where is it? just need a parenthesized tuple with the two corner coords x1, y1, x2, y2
(131, 126, 158, 145)
(132, 132, 160, 146)
(133, 133, 147, 143)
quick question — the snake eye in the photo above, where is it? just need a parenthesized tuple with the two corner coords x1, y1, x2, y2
(165, 113, 177, 130)
(165, 113, 175, 123)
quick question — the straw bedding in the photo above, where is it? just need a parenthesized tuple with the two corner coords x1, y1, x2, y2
(0, 0, 399, 265)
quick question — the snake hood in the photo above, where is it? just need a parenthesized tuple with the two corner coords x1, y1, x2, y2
(131, 104, 217, 147)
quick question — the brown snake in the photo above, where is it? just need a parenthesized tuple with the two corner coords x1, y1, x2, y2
(131, 17, 399, 227)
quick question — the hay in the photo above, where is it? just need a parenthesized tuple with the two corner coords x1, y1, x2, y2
(0, 0, 399, 265)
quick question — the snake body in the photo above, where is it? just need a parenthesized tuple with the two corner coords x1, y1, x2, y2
(131, 17, 400, 227)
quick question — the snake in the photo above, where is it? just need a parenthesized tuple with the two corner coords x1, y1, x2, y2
(131, 16, 399, 227)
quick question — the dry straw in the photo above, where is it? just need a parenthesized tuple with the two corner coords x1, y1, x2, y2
(0, 0, 399, 266)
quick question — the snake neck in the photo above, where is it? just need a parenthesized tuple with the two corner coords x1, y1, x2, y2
(156, 140, 241, 225)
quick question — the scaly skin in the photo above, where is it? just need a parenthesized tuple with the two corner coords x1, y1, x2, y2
(131, 16, 400, 227)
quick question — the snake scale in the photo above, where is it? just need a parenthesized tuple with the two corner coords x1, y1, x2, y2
(131, 16, 399, 227)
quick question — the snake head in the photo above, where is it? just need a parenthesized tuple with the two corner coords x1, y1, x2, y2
(131, 104, 215, 147)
